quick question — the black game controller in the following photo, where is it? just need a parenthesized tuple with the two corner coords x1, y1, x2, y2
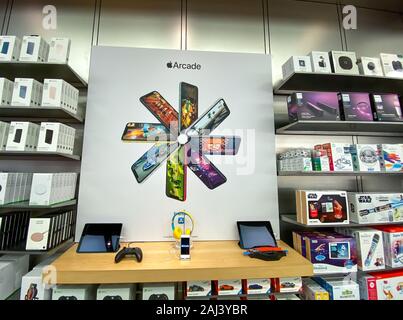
(58, 296, 78, 300)
(115, 247, 143, 263)
(103, 295, 123, 300)
(149, 294, 169, 300)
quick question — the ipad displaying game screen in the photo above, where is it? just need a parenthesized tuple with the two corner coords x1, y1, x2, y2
(77, 223, 122, 253)
(237, 221, 277, 249)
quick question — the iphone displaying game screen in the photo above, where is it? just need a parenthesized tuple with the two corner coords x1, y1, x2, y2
(179, 82, 198, 130)
(166, 145, 187, 201)
(188, 99, 230, 136)
(131, 142, 179, 183)
(190, 136, 241, 155)
(121, 122, 171, 142)
(140, 91, 179, 134)
(187, 149, 227, 189)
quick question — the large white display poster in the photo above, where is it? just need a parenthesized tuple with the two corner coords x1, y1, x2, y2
(76, 46, 278, 241)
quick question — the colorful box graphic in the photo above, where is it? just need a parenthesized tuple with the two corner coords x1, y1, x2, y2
(338, 93, 373, 121)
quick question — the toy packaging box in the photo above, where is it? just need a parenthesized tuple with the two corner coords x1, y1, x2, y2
(20, 268, 52, 300)
(287, 92, 340, 122)
(359, 270, 403, 300)
(374, 226, 403, 268)
(338, 93, 373, 121)
(216, 279, 243, 296)
(371, 94, 403, 122)
(243, 279, 271, 295)
(274, 277, 302, 293)
(313, 276, 360, 300)
(186, 281, 212, 297)
(142, 283, 175, 300)
(302, 278, 330, 300)
(350, 144, 381, 172)
(272, 293, 301, 300)
(293, 231, 322, 257)
(315, 143, 354, 172)
(304, 232, 357, 274)
(348, 193, 403, 224)
(336, 228, 385, 271)
(379, 144, 403, 172)
(96, 284, 136, 300)
(296, 190, 349, 225)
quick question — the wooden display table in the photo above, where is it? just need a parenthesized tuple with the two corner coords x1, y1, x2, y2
(46, 240, 313, 284)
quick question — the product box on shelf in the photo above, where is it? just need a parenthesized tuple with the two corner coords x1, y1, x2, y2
(370, 94, 403, 122)
(0, 36, 21, 61)
(282, 56, 312, 79)
(48, 37, 71, 63)
(308, 51, 332, 73)
(42, 79, 79, 114)
(142, 283, 175, 300)
(0, 254, 29, 292)
(278, 149, 313, 172)
(313, 276, 360, 300)
(380, 53, 403, 78)
(52, 285, 96, 300)
(302, 278, 330, 300)
(357, 57, 384, 76)
(336, 227, 385, 271)
(97, 284, 136, 300)
(272, 277, 302, 293)
(350, 144, 382, 172)
(348, 193, 403, 224)
(216, 279, 242, 296)
(37, 122, 76, 154)
(329, 51, 360, 75)
(25, 217, 52, 250)
(338, 93, 373, 121)
(242, 279, 271, 295)
(312, 149, 330, 172)
(20, 268, 52, 300)
(0, 212, 30, 250)
(0, 78, 14, 106)
(287, 92, 340, 122)
(359, 270, 403, 300)
(5, 121, 40, 151)
(315, 143, 354, 172)
(11, 78, 43, 107)
(296, 190, 349, 225)
(0, 121, 10, 150)
(374, 225, 403, 268)
(186, 281, 212, 297)
(0, 261, 15, 300)
(378, 144, 403, 172)
(19, 35, 49, 62)
(304, 232, 357, 274)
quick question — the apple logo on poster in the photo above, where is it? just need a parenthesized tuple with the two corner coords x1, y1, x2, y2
(166, 61, 201, 70)
(167, 61, 173, 68)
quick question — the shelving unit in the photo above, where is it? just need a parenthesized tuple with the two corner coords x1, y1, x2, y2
(274, 71, 403, 95)
(0, 106, 84, 123)
(278, 171, 403, 176)
(0, 238, 74, 256)
(0, 151, 80, 160)
(0, 199, 77, 210)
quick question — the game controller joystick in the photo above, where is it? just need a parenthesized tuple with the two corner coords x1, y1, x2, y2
(149, 294, 169, 300)
(103, 295, 123, 300)
(114, 247, 143, 263)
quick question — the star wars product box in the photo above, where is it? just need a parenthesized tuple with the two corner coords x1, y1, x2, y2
(287, 92, 340, 122)
(315, 143, 354, 172)
(302, 278, 330, 300)
(304, 232, 357, 274)
(338, 93, 373, 121)
(348, 193, 403, 224)
(296, 190, 349, 225)
(336, 228, 385, 271)
(379, 144, 403, 172)
(185, 281, 212, 297)
(350, 144, 382, 172)
(313, 276, 360, 300)
(359, 270, 403, 300)
(374, 226, 403, 269)
(370, 94, 403, 122)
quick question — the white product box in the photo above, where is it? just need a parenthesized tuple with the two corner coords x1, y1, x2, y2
(0, 121, 10, 150)
(282, 56, 312, 79)
(336, 228, 385, 271)
(26, 217, 51, 250)
(273, 294, 300, 300)
(348, 193, 403, 224)
(313, 277, 360, 300)
(279, 277, 302, 293)
(142, 283, 175, 300)
(318, 143, 354, 172)
(20, 268, 52, 300)
(329, 51, 359, 75)
(0, 261, 15, 300)
(52, 285, 96, 300)
(0, 36, 21, 61)
(0, 78, 14, 106)
(244, 279, 271, 295)
(217, 279, 242, 296)
(186, 281, 212, 297)
(0, 172, 17, 205)
(380, 53, 403, 78)
(19, 35, 49, 62)
(0, 255, 29, 291)
(359, 271, 403, 300)
(358, 57, 384, 76)
(308, 51, 332, 73)
(375, 226, 403, 268)
(42, 79, 79, 114)
(6, 121, 40, 151)
(379, 144, 403, 172)
(48, 37, 70, 63)
(97, 284, 135, 300)
(37, 122, 76, 154)
(11, 78, 43, 107)
(302, 278, 330, 300)
(350, 144, 381, 172)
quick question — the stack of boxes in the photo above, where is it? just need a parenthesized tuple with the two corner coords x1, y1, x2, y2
(5, 121, 40, 151)
(42, 79, 79, 115)
(0, 78, 14, 106)
(11, 78, 43, 107)
(37, 122, 76, 155)
(0, 172, 33, 205)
